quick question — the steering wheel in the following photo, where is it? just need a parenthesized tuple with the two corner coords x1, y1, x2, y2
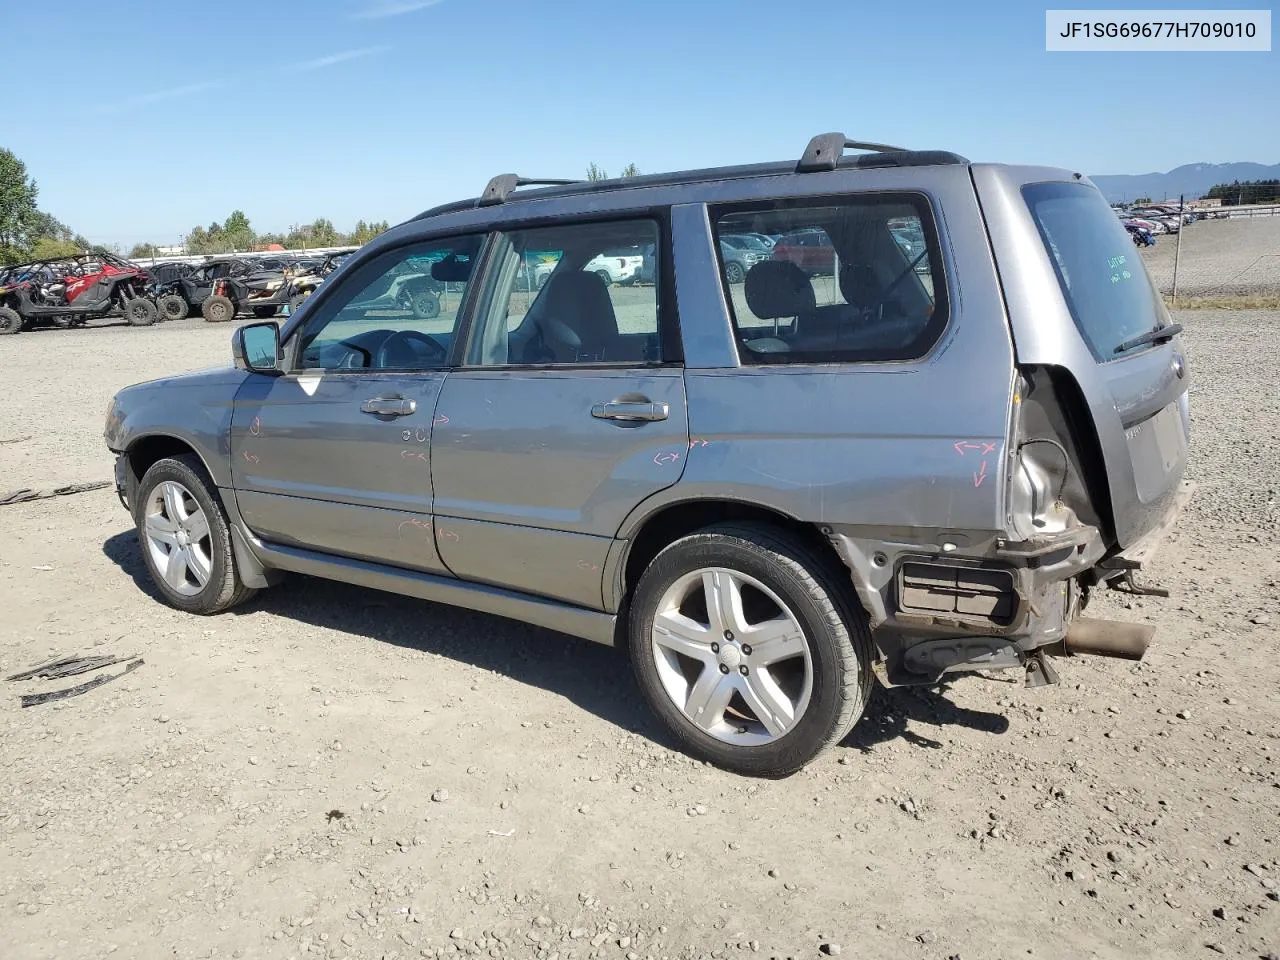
(373, 329, 447, 369)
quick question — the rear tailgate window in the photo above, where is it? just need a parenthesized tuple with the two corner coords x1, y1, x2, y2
(1023, 182, 1167, 361)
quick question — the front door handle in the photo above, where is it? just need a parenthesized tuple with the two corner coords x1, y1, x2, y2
(591, 400, 669, 422)
(361, 396, 417, 417)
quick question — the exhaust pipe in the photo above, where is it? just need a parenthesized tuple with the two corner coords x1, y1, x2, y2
(1061, 618, 1153, 661)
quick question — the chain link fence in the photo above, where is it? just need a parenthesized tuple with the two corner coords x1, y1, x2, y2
(1139, 208, 1280, 306)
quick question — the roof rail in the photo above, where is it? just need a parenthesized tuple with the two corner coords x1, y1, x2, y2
(479, 174, 583, 206)
(797, 133, 908, 172)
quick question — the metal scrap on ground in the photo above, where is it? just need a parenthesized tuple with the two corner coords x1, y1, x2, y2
(0, 480, 111, 506)
(7, 654, 144, 708)
(7, 653, 138, 682)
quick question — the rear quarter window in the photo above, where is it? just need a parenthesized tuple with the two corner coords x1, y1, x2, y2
(711, 193, 948, 365)
(1023, 182, 1167, 361)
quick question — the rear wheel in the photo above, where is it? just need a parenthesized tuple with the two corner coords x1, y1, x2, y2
(724, 261, 745, 284)
(409, 289, 440, 320)
(594, 269, 613, 287)
(134, 455, 257, 614)
(157, 294, 188, 321)
(628, 523, 874, 777)
(124, 297, 158, 326)
(287, 294, 308, 315)
(0, 306, 22, 335)
(202, 295, 235, 323)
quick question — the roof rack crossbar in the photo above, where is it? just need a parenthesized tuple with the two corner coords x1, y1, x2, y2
(797, 133, 908, 173)
(479, 174, 583, 207)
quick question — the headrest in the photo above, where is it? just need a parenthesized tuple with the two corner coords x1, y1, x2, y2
(743, 260, 815, 319)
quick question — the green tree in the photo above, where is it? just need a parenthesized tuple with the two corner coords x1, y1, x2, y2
(350, 219, 389, 246)
(221, 209, 255, 251)
(0, 148, 40, 263)
(128, 242, 160, 259)
(620, 163, 641, 178)
(30, 237, 83, 259)
(586, 162, 608, 181)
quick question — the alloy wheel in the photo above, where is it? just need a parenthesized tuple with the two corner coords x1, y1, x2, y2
(143, 480, 213, 596)
(650, 567, 813, 746)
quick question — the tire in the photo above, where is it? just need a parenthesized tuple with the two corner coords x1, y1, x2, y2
(628, 522, 874, 777)
(134, 454, 258, 615)
(0, 305, 22, 335)
(252, 305, 278, 319)
(724, 261, 745, 284)
(157, 294, 188, 321)
(288, 294, 307, 316)
(594, 269, 613, 287)
(409, 289, 440, 320)
(123, 297, 158, 327)
(202, 295, 235, 323)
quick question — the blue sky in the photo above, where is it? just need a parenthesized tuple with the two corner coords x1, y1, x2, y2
(3, 0, 1275, 248)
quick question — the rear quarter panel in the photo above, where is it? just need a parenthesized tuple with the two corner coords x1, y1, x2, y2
(624, 164, 1017, 539)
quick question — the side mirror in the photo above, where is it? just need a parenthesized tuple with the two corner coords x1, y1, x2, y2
(233, 321, 282, 374)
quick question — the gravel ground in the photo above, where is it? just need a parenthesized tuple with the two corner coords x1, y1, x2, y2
(0, 311, 1278, 960)
(1139, 217, 1280, 298)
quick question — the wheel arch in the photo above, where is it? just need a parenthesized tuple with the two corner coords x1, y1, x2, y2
(610, 497, 852, 616)
(122, 434, 216, 502)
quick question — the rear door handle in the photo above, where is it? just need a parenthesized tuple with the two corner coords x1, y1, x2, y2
(360, 396, 417, 417)
(591, 400, 669, 422)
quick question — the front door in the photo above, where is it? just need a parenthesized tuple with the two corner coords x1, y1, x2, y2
(229, 234, 485, 573)
(430, 216, 689, 610)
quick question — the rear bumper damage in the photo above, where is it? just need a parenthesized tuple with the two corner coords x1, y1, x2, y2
(826, 480, 1194, 687)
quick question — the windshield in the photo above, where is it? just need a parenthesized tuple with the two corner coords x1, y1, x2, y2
(1023, 181, 1167, 360)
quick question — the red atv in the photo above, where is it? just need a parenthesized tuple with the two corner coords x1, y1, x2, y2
(0, 253, 158, 335)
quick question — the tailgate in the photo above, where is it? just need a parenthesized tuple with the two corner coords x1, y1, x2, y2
(972, 166, 1190, 550)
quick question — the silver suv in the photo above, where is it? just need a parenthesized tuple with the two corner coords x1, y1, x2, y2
(105, 133, 1192, 777)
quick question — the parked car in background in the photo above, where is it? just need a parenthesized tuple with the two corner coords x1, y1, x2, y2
(770, 227, 836, 276)
(719, 238, 770, 283)
(1123, 222, 1156, 247)
(585, 248, 643, 285)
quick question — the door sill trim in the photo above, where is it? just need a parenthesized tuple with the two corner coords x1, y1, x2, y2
(250, 537, 618, 647)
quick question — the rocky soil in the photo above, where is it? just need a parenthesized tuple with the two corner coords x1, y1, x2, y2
(0, 309, 1277, 960)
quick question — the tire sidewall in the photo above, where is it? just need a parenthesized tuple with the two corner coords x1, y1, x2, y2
(0, 307, 22, 334)
(628, 532, 861, 776)
(134, 457, 234, 614)
(202, 295, 234, 323)
(126, 299, 157, 326)
(159, 295, 187, 321)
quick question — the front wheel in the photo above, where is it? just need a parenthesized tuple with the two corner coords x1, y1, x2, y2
(594, 269, 613, 287)
(134, 455, 257, 614)
(628, 523, 874, 777)
(123, 297, 158, 326)
(0, 305, 22, 335)
(724, 261, 745, 284)
(157, 294, 188, 321)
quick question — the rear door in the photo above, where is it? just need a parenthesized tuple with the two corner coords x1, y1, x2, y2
(429, 214, 688, 610)
(973, 168, 1190, 549)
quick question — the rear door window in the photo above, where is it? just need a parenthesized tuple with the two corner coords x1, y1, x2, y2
(1023, 182, 1168, 361)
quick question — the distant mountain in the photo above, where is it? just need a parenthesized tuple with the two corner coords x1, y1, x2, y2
(1089, 162, 1280, 203)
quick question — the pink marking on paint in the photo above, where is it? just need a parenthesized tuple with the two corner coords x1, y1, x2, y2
(433, 414, 450, 426)
(249, 416, 261, 436)
(397, 518, 432, 537)
(953, 440, 982, 456)
(973, 460, 989, 488)
(653, 451, 681, 466)
(981, 442, 997, 455)
(441, 530, 459, 543)
(241, 450, 259, 464)
(688, 438, 710, 448)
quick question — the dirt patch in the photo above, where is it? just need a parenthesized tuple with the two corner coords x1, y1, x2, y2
(0, 312, 1277, 960)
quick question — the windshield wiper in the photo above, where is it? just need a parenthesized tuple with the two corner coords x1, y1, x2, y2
(1114, 323, 1183, 355)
